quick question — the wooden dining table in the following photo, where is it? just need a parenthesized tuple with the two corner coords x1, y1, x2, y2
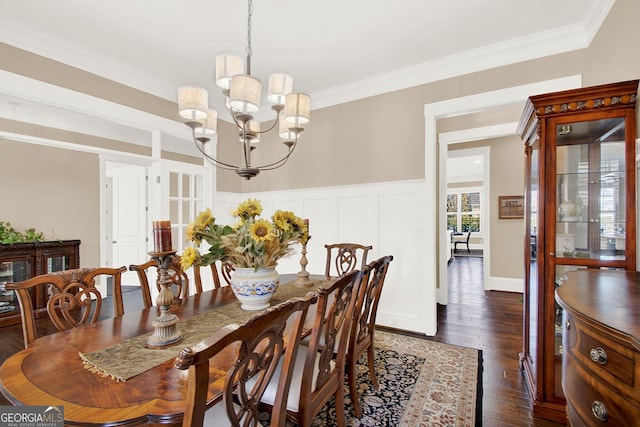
(0, 273, 329, 426)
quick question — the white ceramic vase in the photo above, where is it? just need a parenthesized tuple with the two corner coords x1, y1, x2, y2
(229, 266, 279, 310)
(558, 199, 582, 221)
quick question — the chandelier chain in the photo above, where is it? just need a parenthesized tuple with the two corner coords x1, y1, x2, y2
(246, 0, 253, 60)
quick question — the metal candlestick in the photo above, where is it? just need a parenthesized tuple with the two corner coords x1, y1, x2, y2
(146, 251, 183, 348)
(295, 240, 313, 287)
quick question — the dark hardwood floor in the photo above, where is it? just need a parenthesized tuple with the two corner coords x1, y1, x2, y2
(435, 255, 565, 426)
(0, 258, 566, 426)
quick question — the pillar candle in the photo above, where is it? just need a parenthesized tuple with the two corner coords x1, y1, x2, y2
(152, 220, 172, 253)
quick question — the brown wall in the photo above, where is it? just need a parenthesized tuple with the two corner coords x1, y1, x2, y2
(0, 138, 100, 267)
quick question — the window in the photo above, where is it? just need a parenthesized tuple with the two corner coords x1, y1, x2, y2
(447, 189, 481, 233)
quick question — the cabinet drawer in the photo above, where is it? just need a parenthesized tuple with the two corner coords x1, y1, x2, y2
(569, 316, 636, 388)
(564, 361, 640, 426)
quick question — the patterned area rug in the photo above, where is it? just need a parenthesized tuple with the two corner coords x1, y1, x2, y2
(262, 330, 482, 426)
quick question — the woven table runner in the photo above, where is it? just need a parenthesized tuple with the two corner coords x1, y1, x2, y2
(79, 279, 323, 382)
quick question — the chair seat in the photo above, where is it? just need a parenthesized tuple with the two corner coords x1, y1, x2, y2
(258, 344, 333, 413)
(203, 403, 266, 426)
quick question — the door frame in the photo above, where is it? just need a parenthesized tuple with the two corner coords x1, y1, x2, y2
(99, 154, 152, 294)
(425, 75, 583, 312)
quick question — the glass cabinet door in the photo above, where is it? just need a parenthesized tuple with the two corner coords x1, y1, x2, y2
(551, 115, 629, 401)
(524, 142, 540, 379)
(46, 255, 71, 273)
(0, 259, 32, 315)
(555, 117, 627, 262)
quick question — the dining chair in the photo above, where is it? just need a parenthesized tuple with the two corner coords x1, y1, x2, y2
(174, 294, 315, 427)
(324, 243, 372, 277)
(129, 255, 190, 309)
(346, 255, 393, 417)
(6, 266, 127, 348)
(193, 260, 234, 290)
(453, 231, 472, 253)
(259, 269, 363, 426)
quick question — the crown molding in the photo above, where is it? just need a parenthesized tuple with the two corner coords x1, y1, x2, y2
(0, 18, 174, 102)
(311, 1, 614, 108)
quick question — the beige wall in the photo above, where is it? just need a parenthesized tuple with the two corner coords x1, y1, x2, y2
(488, 136, 527, 279)
(0, 138, 100, 267)
(448, 135, 526, 279)
(0, 0, 639, 276)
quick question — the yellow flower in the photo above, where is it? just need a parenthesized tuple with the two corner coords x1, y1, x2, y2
(185, 222, 196, 241)
(185, 198, 306, 269)
(272, 210, 293, 231)
(180, 246, 200, 270)
(250, 219, 274, 242)
(195, 208, 214, 230)
(232, 198, 262, 219)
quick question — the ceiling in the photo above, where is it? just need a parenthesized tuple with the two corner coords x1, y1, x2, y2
(0, 0, 615, 117)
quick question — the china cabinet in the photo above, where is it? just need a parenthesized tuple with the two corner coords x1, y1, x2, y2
(516, 80, 638, 423)
(0, 240, 80, 327)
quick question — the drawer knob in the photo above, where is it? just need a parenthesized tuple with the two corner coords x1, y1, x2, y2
(590, 347, 608, 364)
(592, 401, 608, 422)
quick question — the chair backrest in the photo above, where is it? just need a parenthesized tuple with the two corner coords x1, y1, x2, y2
(351, 255, 393, 356)
(298, 269, 363, 422)
(193, 260, 234, 290)
(6, 266, 127, 348)
(324, 243, 372, 277)
(174, 294, 315, 427)
(129, 256, 189, 309)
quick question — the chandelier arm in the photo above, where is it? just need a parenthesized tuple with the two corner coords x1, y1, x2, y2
(253, 138, 298, 170)
(256, 114, 280, 135)
(190, 132, 239, 171)
(195, 143, 238, 170)
(230, 111, 245, 129)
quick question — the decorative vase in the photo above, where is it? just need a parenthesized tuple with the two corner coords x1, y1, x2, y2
(229, 266, 279, 310)
(558, 198, 583, 221)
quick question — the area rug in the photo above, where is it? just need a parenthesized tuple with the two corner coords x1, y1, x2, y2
(262, 330, 482, 426)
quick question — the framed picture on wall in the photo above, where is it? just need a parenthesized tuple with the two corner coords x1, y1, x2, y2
(498, 195, 524, 219)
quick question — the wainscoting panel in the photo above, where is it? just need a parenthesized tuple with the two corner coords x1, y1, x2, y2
(215, 180, 436, 335)
(336, 195, 379, 257)
(377, 192, 426, 331)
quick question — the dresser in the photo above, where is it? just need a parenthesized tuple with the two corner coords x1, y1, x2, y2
(555, 269, 640, 426)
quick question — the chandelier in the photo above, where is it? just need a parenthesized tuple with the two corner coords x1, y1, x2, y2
(177, 0, 311, 180)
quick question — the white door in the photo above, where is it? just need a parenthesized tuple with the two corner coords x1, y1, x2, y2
(107, 162, 149, 285)
(154, 160, 213, 295)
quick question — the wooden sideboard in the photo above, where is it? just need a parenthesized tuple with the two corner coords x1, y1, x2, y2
(555, 269, 640, 426)
(0, 240, 80, 327)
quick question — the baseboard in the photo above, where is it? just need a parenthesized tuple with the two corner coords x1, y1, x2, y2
(485, 276, 522, 293)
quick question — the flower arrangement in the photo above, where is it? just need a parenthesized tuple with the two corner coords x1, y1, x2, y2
(181, 198, 309, 270)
